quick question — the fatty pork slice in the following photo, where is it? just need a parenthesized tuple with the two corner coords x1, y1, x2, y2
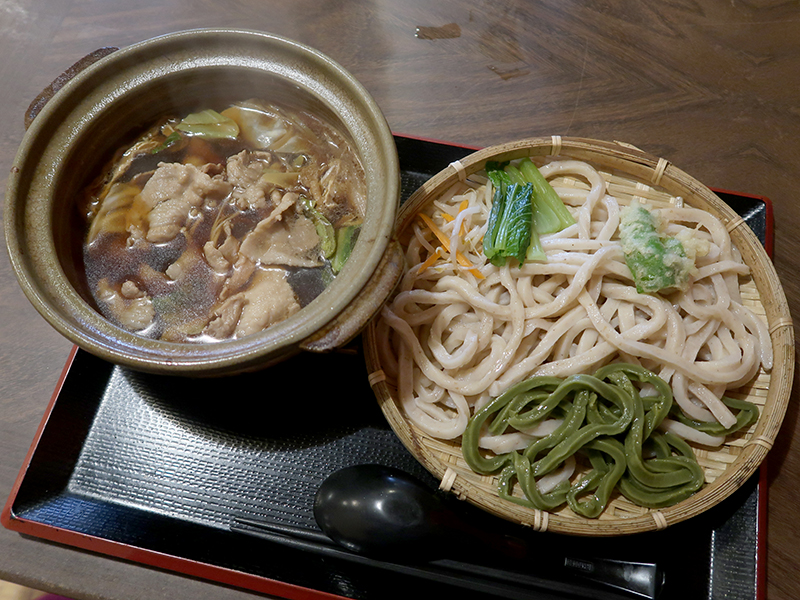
(239, 194, 322, 268)
(141, 162, 232, 243)
(226, 149, 276, 210)
(204, 221, 241, 274)
(205, 268, 300, 339)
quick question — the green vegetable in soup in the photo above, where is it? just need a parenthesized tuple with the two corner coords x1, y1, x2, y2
(151, 131, 182, 154)
(300, 195, 336, 259)
(331, 224, 360, 273)
(175, 109, 240, 139)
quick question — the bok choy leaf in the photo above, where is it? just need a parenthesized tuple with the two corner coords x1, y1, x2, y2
(507, 158, 575, 234)
(483, 161, 544, 265)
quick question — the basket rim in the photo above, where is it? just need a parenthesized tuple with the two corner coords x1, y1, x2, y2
(364, 136, 795, 536)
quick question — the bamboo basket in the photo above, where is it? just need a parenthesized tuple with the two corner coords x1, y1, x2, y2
(363, 137, 794, 536)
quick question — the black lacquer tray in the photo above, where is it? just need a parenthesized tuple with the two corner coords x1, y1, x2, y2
(2, 135, 770, 600)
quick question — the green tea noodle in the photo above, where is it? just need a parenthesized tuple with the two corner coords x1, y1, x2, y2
(375, 157, 769, 512)
(462, 364, 716, 515)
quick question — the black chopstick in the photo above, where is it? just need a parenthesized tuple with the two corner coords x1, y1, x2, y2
(233, 517, 333, 545)
(229, 517, 655, 600)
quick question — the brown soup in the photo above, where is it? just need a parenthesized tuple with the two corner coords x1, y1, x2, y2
(82, 99, 365, 342)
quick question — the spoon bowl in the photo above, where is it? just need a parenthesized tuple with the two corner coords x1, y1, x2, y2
(313, 464, 451, 559)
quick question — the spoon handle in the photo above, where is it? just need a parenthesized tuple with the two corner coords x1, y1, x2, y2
(459, 531, 664, 598)
(556, 556, 665, 599)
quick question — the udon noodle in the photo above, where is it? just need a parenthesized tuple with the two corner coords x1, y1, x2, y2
(375, 157, 771, 463)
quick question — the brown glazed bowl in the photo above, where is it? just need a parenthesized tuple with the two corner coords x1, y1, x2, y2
(4, 28, 402, 376)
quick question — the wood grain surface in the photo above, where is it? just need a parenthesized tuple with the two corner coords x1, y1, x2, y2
(0, 1, 798, 599)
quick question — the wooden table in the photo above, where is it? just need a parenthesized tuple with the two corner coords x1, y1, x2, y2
(0, 2, 797, 599)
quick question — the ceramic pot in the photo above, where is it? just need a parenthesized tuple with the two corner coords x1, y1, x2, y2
(4, 28, 402, 375)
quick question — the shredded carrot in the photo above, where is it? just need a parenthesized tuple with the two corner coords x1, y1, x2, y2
(417, 247, 442, 274)
(418, 213, 484, 279)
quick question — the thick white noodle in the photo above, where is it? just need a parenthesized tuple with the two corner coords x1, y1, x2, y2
(377, 159, 770, 450)
(659, 418, 726, 447)
(536, 456, 576, 493)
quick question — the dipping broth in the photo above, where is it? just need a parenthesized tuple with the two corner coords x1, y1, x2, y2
(82, 99, 366, 342)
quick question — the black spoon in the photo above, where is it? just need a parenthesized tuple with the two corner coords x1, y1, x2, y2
(313, 464, 665, 599)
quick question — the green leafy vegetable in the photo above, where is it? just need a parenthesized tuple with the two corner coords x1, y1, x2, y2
(483, 162, 512, 260)
(483, 161, 544, 265)
(619, 201, 694, 294)
(516, 158, 576, 234)
(151, 131, 182, 154)
(483, 159, 576, 267)
(175, 109, 240, 139)
(331, 224, 360, 273)
(300, 195, 336, 259)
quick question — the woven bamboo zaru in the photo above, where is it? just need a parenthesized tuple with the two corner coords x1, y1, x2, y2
(363, 137, 794, 536)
